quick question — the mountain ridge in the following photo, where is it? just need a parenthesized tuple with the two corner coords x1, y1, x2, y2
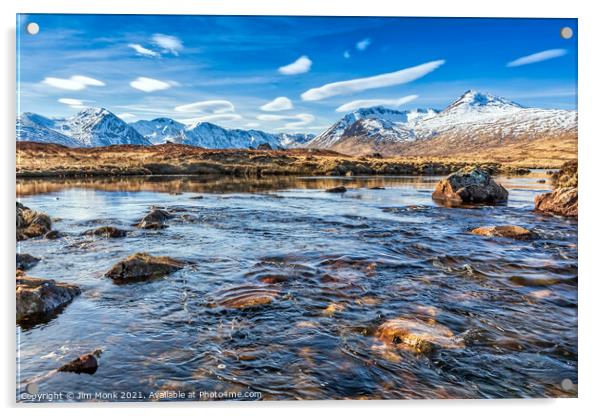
(305, 90, 577, 158)
(18, 110, 315, 149)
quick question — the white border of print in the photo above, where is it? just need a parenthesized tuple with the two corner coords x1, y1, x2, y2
(1, 0, 599, 415)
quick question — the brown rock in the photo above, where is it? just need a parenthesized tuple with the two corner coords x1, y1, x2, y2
(432, 166, 508, 205)
(105, 252, 185, 284)
(470, 225, 536, 240)
(16, 202, 52, 241)
(534, 160, 577, 217)
(535, 187, 578, 217)
(16, 275, 80, 323)
(84, 226, 127, 238)
(551, 160, 578, 188)
(377, 317, 464, 354)
(535, 188, 579, 217)
(16, 253, 40, 271)
(58, 350, 102, 374)
(136, 208, 173, 229)
(325, 186, 347, 193)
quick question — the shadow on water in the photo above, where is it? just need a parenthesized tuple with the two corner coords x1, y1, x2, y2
(16, 172, 577, 401)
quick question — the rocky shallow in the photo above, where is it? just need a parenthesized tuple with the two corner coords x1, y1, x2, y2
(16, 167, 577, 400)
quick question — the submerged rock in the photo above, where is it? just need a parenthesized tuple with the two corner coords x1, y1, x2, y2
(16, 253, 40, 271)
(84, 226, 127, 238)
(105, 252, 185, 284)
(44, 230, 62, 240)
(535, 160, 578, 217)
(16, 274, 80, 323)
(377, 317, 464, 354)
(212, 285, 279, 309)
(535, 187, 578, 217)
(136, 208, 173, 229)
(16, 202, 52, 241)
(432, 167, 508, 205)
(325, 186, 347, 193)
(470, 225, 536, 240)
(58, 350, 102, 375)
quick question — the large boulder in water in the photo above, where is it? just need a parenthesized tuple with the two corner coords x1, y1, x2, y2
(16, 273, 80, 323)
(105, 252, 185, 284)
(16, 202, 52, 241)
(534, 188, 578, 217)
(534, 160, 578, 217)
(432, 167, 508, 205)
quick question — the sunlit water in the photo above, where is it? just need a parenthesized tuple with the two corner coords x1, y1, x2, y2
(16, 173, 577, 401)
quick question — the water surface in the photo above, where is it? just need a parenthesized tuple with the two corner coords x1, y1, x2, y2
(16, 173, 577, 401)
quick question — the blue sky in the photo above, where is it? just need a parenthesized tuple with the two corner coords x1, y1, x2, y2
(17, 15, 577, 132)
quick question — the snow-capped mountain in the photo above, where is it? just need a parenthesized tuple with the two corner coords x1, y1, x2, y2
(17, 108, 151, 147)
(182, 122, 283, 149)
(277, 132, 316, 148)
(57, 108, 151, 147)
(129, 117, 314, 149)
(306, 90, 577, 156)
(129, 118, 186, 144)
(307, 106, 438, 148)
(17, 113, 81, 147)
(17, 108, 314, 149)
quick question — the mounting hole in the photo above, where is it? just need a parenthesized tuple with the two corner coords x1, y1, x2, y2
(26, 22, 40, 35)
(26, 382, 39, 394)
(560, 378, 574, 391)
(560, 27, 573, 39)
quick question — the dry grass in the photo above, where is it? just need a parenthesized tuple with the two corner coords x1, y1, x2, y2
(328, 131, 577, 168)
(16, 141, 569, 179)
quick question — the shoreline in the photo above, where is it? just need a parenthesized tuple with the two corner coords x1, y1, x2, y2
(16, 142, 569, 179)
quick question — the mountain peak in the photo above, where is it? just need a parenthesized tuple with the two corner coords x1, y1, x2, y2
(444, 90, 522, 113)
(74, 107, 112, 117)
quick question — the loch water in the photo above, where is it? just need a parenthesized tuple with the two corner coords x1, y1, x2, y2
(16, 173, 577, 401)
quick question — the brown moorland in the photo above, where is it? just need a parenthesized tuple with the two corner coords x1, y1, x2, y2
(16, 141, 563, 179)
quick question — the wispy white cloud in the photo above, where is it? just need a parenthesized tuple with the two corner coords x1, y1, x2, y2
(130, 77, 173, 92)
(128, 43, 159, 57)
(343, 50, 351, 59)
(117, 113, 137, 120)
(245, 122, 261, 128)
(174, 100, 235, 114)
(257, 113, 315, 129)
(260, 96, 293, 112)
(506, 49, 567, 67)
(336, 95, 419, 112)
(152, 34, 183, 56)
(278, 56, 312, 75)
(301, 60, 445, 101)
(356, 38, 371, 51)
(42, 75, 105, 91)
(182, 113, 242, 124)
(57, 98, 87, 109)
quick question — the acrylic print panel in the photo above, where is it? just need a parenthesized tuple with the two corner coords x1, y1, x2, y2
(16, 14, 577, 402)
